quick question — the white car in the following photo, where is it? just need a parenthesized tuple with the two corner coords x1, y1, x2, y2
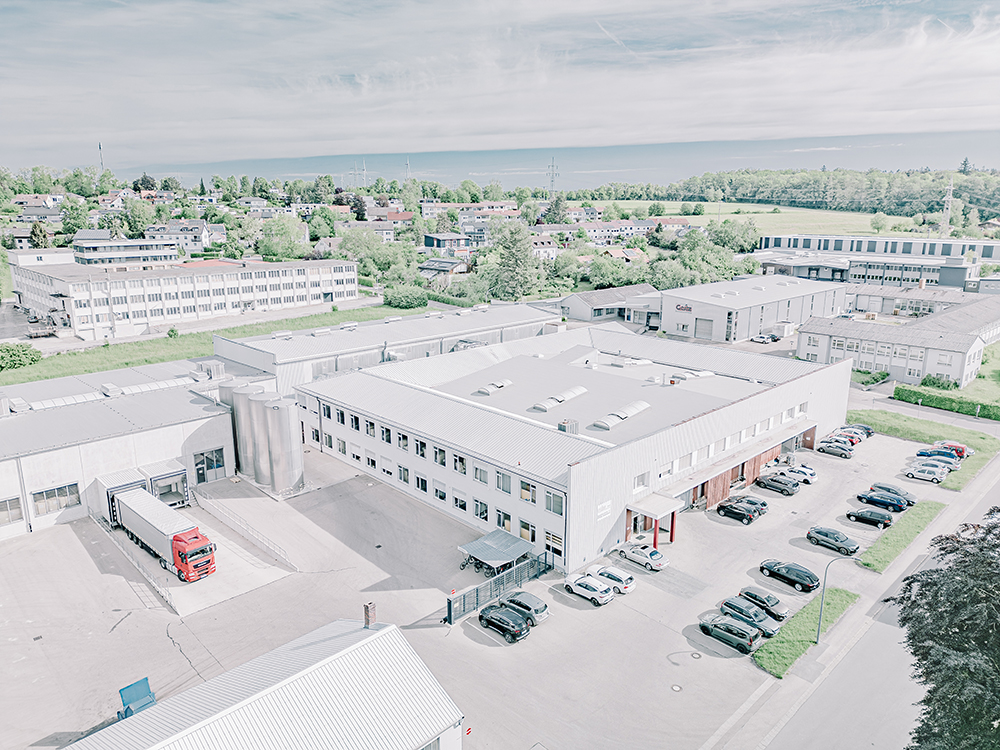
(905, 466, 947, 484)
(839, 428, 867, 441)
(618, 543, 668, 571)
(749, 335, 771, 344)
(777, 465, 816, 484)
(587, 564, 636, 595)
(563, 574, 615, 606)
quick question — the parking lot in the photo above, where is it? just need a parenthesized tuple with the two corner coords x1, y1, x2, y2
(0, 435, 964, 749)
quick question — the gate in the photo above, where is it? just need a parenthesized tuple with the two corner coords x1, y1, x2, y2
(446, 553, 553, 625)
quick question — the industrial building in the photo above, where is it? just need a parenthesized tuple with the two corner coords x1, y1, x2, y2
(759, 233, 997, 259)
(297, 325, 850, 571)
(623, 277, 845, 340)
(69, 618, 465, 750)
(214, 304, 560, 395)
(843, 283, 973, 316)
(558, 284, 656, 322)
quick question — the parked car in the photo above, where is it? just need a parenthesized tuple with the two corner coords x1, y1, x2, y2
(767, 333, 781, 342)
(846, 507, 894, 529)
(906, 466, 947, 484)
(911, 456, 960, 472)
(720, 596, 782, 637)
(749, 335, 771, 344)
(833, 431, 862, 445)
(586, 564, 635, 595)
(618, 543, 667, 571)
(806, 526, 860, 556)
(839, 428, 868, 441)
(739, 586, 790, 620)
(755, 474, 800, 496)
(856, 490, 908, 512)
(933, 440, 974, 458)
(760, 559, 820, 592)
(699, 613, 760, 654)
(563, 574, 615, 606)
(478, 604, 530, 643)
(729, 494, 769, 515)
(777, 464, 817, 484)
(499, 591, 549, 627)
(822, 435, 855, 449)
(845, 423, 875, 437)
(716, 500, 758, 525)
(916, 447, 963, 462)
(816, 442, 853, 458)
(869, 483, 917, 505)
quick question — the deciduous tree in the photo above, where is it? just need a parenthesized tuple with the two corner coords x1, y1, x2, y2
(871, 212, 888, 233)
(132, 172, 156, 192)
(29, 221, 50, 248)
(60, 199, 89, 238)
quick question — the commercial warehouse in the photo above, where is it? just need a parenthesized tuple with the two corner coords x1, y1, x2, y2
(759, 233, 997, 259)
(296, 325, 850, 571)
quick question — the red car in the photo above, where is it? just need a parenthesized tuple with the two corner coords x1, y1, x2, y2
(933, 441, 974, 459)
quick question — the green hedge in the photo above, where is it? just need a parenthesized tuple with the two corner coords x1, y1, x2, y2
(383, 285, 428, 309)
(894, 384, 1000, 421)
(426, 291, 478, 307)
(358, 276, 375, 287)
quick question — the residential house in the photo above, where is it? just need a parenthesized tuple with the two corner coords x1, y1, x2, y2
(236, 196, 268, 209)
(337, 221, 395, 243)
(145, 219, 213, 253)
(603, 246, 648, 264)
(531, 236, 560, 261)
(424, 233, 470, 253)
(16, 206, 62, 223)
(418, 257, 469, 286)
(386, 211, 414, 227)
(10, 226, 57, 251)
(208, 223, 228, 246)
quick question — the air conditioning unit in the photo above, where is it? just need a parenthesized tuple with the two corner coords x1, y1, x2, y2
(558, 419, 579, 434)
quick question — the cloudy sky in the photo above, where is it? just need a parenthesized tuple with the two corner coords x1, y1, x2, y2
(2, 0, 999, 183)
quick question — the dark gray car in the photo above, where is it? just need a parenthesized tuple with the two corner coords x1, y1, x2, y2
(754, 474, 800, 496)
(806, 526, 859, 556)
(720, 596, 782, 637)
(739, 586, 790, 620)
(699, 613, 760, 654)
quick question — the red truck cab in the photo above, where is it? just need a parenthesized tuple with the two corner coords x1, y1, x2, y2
(173, 529, 216, 582)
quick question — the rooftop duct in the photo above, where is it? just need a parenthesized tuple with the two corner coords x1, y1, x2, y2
(476, 378, 513, 396)
(385, 316, 402, 323)
(594, 400, 650, 430)
(271, 330, 293, 339)
(340, 321, 358, 330)
(533, 385, 587, 412)
(312, 328, 331, 337)
(101, 383, 123, 397)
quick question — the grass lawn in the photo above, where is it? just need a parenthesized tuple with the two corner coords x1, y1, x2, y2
(753, 588, 860, 678)
(0, 305, 429, 387)
(846, 409, 1000, 491)
(902, 342, 1000, 408)
(860, 501, 945, 573)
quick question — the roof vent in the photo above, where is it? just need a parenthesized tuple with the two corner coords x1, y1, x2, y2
(340, 321, 358, 330)
(101, 383, 123, 397)
(753, 285, 766, 291)
(312, 327, 331, 337)
(8, 396, 31, 413)
(711, 292, 725, 298)
(271, 330, 293, 339)
(425, 311, 443, 318)
(476, 379, 513, 396)
(202, 360, 226, 379)
(533, 385, 587, 412)
(385, 316, 402, 323)
(0, 393, 9, 417)
(726, 290, 739, 296)
(558, 419, 579, 434)
(473, 303, 489, 311)
(594, 400, 650, 430)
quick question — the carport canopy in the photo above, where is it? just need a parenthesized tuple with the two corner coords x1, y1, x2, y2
(458, 529, 535, 567)
(627, 492, 685, 520)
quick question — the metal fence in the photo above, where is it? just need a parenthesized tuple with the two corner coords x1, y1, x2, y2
(194, 491, 298, 572)
(446, 553, 553, 625)
(87, 507, 176, 613)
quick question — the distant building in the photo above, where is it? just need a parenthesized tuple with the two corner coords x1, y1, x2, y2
(531, 236, 560, 260)
(760, 233, 997, 260)
(559, 284, 657, 322)
(145, 219, 213, 253)
(418, 257, 468, 285)
(235, 196, 268, 209)
(10, 226, 56, 252)
(337, 221, 395, 243)
(424, 233, 470, 252)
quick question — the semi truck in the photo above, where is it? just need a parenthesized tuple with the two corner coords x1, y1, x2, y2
(110, 488, 216, 582)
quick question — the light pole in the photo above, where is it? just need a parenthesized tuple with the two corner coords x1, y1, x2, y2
(816, 556, 854, 644)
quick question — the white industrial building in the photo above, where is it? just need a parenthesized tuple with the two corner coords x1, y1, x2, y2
(760, 233, 997, 259)
(624, 277, 845, 340)
(297, 325, 850, 572)
(558, 284, 656, 322)
(214, 304, 560, 395)
(843, 283, 972, 316)
(69, 618, 465, 750)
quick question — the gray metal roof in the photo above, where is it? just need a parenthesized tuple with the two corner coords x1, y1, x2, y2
(656, 277, 842, 307)
(566, 284, 657, 309)
(842, 283, 972, 304)
(797, 317, 982, 351)
(69, 620, 463, 750)
(458, 528, 535, 566)
(225, 305, 558, 365)
(910, 295, 1000, 337)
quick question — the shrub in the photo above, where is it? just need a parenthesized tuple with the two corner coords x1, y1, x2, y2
(358, 276, 375, 288)
(425, 291, 476, 308)
(330, 304, 338, 313)
(894, 385, 1000, 421)
(167, 327, 179, 339)
(383, 285, 428, 309)
(852, 369, 889, 385)
(0, 343, 42, 371)
(920, 374, 958, 390)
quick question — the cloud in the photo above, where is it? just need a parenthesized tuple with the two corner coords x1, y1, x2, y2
(0, 0, 998, 171)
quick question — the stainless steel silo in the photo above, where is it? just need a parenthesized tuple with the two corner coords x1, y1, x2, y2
(248, 391, 277, 486)
(266, 398, 305, 495)
(217, 378, 242, 408)
(232, 383, 264, 475)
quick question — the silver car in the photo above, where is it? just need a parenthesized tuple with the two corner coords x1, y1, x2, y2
(499, 590, 549, 627)
(618, 543, 668, 571)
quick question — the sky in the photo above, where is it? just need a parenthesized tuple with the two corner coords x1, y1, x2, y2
(2, 1, 999, 187)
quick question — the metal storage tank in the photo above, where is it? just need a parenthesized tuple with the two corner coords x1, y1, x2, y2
(248, 391, 278, 486)
(232, 383, 264, 474)
(265, 398, 305, 494)
(217, 378, 243, 409)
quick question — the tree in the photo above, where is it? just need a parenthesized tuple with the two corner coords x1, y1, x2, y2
(60, 199, 89, 238)
(959, 157, 973, 175)
(160, 176, 182, 192)
(258, 215, 307, 259)
(679, 202, 693, 215)
(483, 180, 504, 201)
(544, 193, 568, 224)
(32, 167, 55, 194)
(0, 343, 42, 371)
(649, 202, 665, 216)
(308, 215, 332, 241)
(692, 203, 705, 215)
(29, 221, 50, 248)
(199, 178, 207, 196)
(96, 170, 122, 194)
(401, 179, 421, 212)
(123, 198, 155, 239)
(383, 285, 427, 309)
(707, 218, 760, 254)
(61, 166, 98, 198)
(886, 507, 1000, 750)
(460, 180, 482, 203)
(252, 177, 271, 200)
(480, 221, 538, 300)
(871, 212, 888, 234)
(520, 200, 539, 225)
(435, 214, 454, 233)
(98, 212, 128, 238)
(513, 186, 531, 209)
(351, 195, 367, 221)
(132, 172, 156, 192)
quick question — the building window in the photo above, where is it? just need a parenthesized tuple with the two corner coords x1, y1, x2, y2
(365, 420, 375, 437)
(633, 472, 649, 491)
(311, 428, 320, 442)
(415, 475, 428, 493)
(807, 336, 819, 347)
(381, 426, 392, 444)
(454, 494, 467, 512)
(545, 490, 564, 516)
(474, 466, 488, 484)
(877, 344, 891, 357)
(454, 455, 467, 475)
(520, 519, 536, 543)
(520, 481, 536, 503)
(677, 323, 688, 333)
(805, 353, 818, 362)
(322, 433, 333, 448)
(337, 439, 346, 455)
(194, 448, 225, 483)
(366, 455, 377, 469)
(496, 471, 512, 494)
(545, 531, 563, 558)
(474, 498, 488, 521)
(434, 485, 447, 502)
(336, 409, 345, 425)
(415, 440, 426, 458)
(398, 465, 409, 484)
(907, 368, 922, 377)
(832, 338, 845, 350)
(351, 445, 362, 462)
(433, 447, 446, 466)
(910, 349, 924, 361)
(0, 496, 24, 526)
(496, 509, 511, 531)
(938, 353, 953, 365)
(397, 433, 408, 451)
(350, 414, 360, 431)
(861, 342, 875, 354)
(33, 483, 81, 516)
(893, 346, 908, 359)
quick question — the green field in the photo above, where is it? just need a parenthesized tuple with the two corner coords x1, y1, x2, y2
(569, 200, 915, 237)
(0, 306, 429, 386)
(860, 501, 945, 573)
(752, 588, 860, 678)
(846, 409, 1000, 491)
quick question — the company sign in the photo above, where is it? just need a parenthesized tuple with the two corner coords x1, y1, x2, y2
(675, 304, 692, 312)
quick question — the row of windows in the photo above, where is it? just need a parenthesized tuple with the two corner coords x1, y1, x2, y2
(822, 338, 951, 364)
(768, 236, 993, 258)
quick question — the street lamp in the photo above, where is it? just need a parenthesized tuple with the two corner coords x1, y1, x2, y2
(816, 556, 854, 644)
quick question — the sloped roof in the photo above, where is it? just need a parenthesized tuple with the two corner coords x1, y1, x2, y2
(69, 621, 463, 750)
(459, 529, 535, 566)
(567, 283, 657, 308)
(797, 316, 981, 352)
(910, 294, 1000, 337)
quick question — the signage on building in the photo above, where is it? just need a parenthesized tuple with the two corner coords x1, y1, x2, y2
(675, 304, 692, 312)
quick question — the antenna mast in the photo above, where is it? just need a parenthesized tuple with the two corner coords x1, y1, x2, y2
(405, 157, 411, 181)
(363, 159, 368, 188)
(99, 142, 104, 172)
(547, 157, 559, 196)
(940, 178, 954, 238)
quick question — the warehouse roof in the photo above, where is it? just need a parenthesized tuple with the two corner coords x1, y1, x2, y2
(221, 304, 557, 365)
(842, 283, 972, 305)
(69, 620, 463, 750)
(655, 277, 842, 307)
(563, 283, 657, 309)
(910, 294, 1000, 337)
(797, 317, 982, 352)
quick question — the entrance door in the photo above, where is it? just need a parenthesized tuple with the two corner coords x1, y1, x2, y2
(632, 513, 643, 534)
(694, 318, 714, 340)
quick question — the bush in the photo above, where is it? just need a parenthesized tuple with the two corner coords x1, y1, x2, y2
(383, 285, 428, 309)
(167, 327, 179, 339)
(330, 305, 338, 313)
(851, 369, 889, 385)
(425, 291, 476, 307)
(894, 385, 1000, 420)
(358, 276, 375, 288)
(919, 374, 958, 390)
(0, 343, 42, 371)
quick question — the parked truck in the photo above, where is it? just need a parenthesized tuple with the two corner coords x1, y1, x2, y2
(110, 488, 216, 582)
